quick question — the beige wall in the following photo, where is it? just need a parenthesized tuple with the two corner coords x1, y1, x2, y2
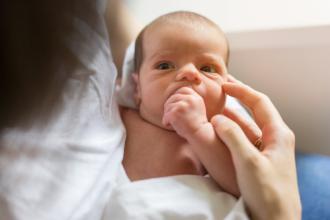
(228, 26, 330, 155)
(125, 1, 330, 154)
(126, 0, 330, 32)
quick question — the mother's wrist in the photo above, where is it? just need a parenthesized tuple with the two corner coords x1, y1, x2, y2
(248, 195, 301, 220)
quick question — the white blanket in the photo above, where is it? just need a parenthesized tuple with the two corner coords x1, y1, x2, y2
(103, 166, 249, 220)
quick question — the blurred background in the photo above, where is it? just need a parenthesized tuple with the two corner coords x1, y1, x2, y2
(125, 0, 330, 32)
(120, 0, 330, 155)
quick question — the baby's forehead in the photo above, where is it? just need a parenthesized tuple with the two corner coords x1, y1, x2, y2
(142, 20, 228, 55)
(146, 18, 225, 38)
(133, 12, 230, 70)
(142, 19, 228, 58)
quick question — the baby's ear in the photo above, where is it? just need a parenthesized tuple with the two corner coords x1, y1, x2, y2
(132, 73, 141, 106)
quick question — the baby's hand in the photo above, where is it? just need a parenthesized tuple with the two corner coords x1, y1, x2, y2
(162, 87, 208, 138)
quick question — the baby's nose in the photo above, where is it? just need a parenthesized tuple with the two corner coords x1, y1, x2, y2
(176, 64, 202, 84)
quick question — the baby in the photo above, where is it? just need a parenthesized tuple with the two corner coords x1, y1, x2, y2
(120, 11, 239, 196)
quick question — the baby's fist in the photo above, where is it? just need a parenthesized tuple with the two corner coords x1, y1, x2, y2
(162, 87, 208, 138)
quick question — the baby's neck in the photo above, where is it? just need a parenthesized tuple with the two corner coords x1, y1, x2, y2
(121, 108, 206, 181)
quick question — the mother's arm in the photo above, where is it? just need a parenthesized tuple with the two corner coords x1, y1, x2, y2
(106, 0, 141, 76)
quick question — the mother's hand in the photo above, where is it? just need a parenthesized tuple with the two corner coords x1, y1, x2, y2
(211, 75, 301, 220)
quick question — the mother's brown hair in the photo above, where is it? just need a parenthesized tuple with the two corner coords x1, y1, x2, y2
(0, 0, 98, 129)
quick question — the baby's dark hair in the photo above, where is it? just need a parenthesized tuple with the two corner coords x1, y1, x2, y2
(134, 11, 230, 73)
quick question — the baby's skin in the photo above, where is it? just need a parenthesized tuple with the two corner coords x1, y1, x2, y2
(122, 87, 240, 197)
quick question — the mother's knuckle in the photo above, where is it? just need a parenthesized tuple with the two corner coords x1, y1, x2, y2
(274, 124, 296, 149)
(286, 128, 295, 139)
(244, 153, 263, 170)
(284, 127, 295, 145)
(260, 93, 271, 103)
(252, 93, 266, 106)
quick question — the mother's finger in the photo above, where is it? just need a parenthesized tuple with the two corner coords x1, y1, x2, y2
(222, 79, 283, 128)
(226, 74, 241, 84)
(223, 107, 262, 147)
(211, 115, 260, 161)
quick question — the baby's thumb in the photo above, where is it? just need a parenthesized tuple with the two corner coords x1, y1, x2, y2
(211, 115, 259, 163)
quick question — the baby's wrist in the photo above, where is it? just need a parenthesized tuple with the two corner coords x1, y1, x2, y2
(185, 122, 214, 145)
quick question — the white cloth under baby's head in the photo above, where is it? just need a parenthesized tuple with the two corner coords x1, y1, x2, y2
(116, 42, 251, 119)
(116, 42, 137, 109)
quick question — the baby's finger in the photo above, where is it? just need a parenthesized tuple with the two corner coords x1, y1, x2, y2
(164, 101, 187, 114)
(174, 86, 196, 95)
(165, 94, 189, 106)
(223, 107, 262, 148)
(162, 113, 173, 129)
(162, 101, 187, 126)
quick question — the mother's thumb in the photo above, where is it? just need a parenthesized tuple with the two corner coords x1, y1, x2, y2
(211, 115, 259, 162)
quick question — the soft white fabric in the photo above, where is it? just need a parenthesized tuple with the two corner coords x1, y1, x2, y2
(116, 42, 252, 120)
(0, 1, 125, 219)
(103, 165, 249, 220)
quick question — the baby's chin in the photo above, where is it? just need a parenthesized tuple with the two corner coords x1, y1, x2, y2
(138, 110, 176, 132)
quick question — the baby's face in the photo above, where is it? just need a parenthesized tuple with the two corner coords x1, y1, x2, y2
(135, 22, 228, 129)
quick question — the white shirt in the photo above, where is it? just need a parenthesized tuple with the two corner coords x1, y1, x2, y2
(0, 1, 125, 219)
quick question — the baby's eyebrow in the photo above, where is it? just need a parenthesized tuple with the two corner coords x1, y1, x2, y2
(148, 50, 174, 61)
(199, 53, 223, 63)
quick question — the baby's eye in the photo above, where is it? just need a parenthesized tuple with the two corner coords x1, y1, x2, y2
(156, 62, 175, 70)
(200, 65, 217, 73)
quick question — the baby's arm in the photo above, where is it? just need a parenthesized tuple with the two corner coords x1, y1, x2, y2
(187, 122, 240, 197)
(163, 87, 239, 197)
